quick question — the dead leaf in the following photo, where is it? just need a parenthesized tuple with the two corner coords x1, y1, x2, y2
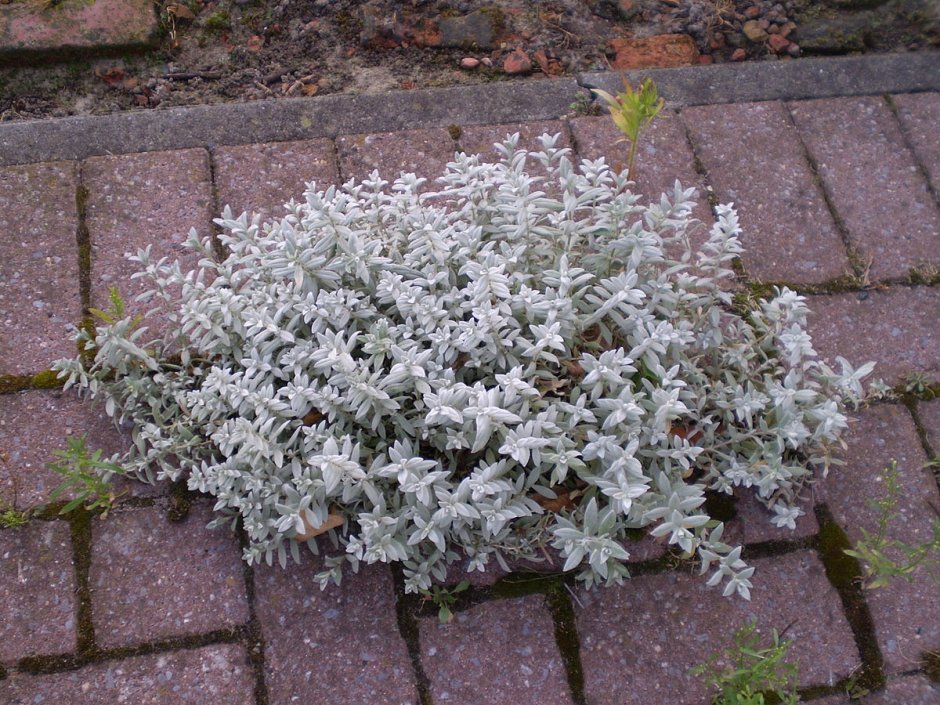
(95, 67, 126, 87)
(530, 488, 580, 513)
(246, 34, 265, 52)
(165, 2, 196, 20)
(301, 409, 324, 426)
(400, 79, 416, 90)
(562, 359, 584, 379)
(296, 511, 345, 541)
(301, 83, 319, 96)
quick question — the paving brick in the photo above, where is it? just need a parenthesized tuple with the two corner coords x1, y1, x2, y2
(683, 101, 849, 284)
(806, 288, 940, 386)
(0, 389, 130, 508)
(254, 554, 417, 705)
(861, 676, 940, 705)
(819, 405, 940, 673)
(893, 92, 940, 197)
(213, 139, 339, 223)
(0, 161, 82, 376)
(789, 97, 940, 282)
(570, 111, 714, 243)
(0, 520, 75, 661)
(336, 128, 455, 187)
(456, 119, 571, 185)
(89, 503, 249, 648)
(0, 0, 158, 55)
(420, 594, 573, 705)
(735, 491, 819, 545)
(576, 550, 859, 705)
(83, 149, 215, 329)
(918, 399, 940, 455)
(0, 644, 255, 705)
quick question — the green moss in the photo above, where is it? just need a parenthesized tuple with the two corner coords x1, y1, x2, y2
(816, 516, 862, 590)
(924, 650, 940, 683)
(203, 10, 230, 31)
(0, 507, 30, 529)
(447, 124, 462, 142)
(166, 478, 193, 522)
(545, 584, 586, 705)
(704, 490, 737, 523)
(0, 370, 63, 394)
(490, 571, 562, 599)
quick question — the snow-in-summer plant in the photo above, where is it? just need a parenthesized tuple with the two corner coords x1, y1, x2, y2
(55, 134, 874, 598)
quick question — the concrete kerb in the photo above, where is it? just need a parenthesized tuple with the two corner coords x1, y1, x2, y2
(0, 51, 939, 168)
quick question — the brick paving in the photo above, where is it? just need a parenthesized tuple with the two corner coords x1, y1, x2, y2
(1, 77, 939, 705)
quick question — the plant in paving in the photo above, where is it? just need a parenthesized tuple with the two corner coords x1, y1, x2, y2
(55, 134, 872, 596)
(691, 620, 801, 705)
(48, 435, 126, 517)
(592, 77, 665, 181)
(843, 459, 940, 590)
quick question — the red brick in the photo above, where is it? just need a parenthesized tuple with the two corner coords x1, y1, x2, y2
(892, 92, 940, 200)
(807, 288, 940, 387)
(607, 34, 699, 70)
(819, 405, 940, 673)
(735, 491, 818, 545)
(420, 595, 574, 705)
(683, 101, 849, 284)
(253, 554, 417, 705)
(336, 128, 455, 187)
(0, 389, 129, 508)
(83, 149, 215, 327)
(457, 119, 569, 162)
(789, 97, 940, 282)
(0, 161, 82, 376)
(0, 520, 75, 661)
(0, 644, 255, 704)
(0, 0, 158, 55)
(89, 504, 249, 648)
(213, 139, 339, 223)
(575, 551, 859, 705)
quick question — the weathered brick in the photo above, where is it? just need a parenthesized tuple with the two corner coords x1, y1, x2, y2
(892, 92, 940, 202)
(683, 101, 849, 284)
(0, 0, 158, 55)
(0, 520, 75, 661)
(0, 389, 128, 508)
(819, 405, 940, 673)
(918, 399, 940, 455)
(253, 554, 417, 705)
(83, 149, 215, 327)
(862, 676, 940, 704)
(575, 550, 859, 705)
(735, 492, 819, 545)
(0, 644, 255, 705)
(789, 97, 940, 282)
(89, 503, 249, 648)
(420, 594, 573, 705)
(336, 128, 454, 186)
(0, 161, 82, 376)
(806, 288, 940, 386)
(213, 139, 339, 223)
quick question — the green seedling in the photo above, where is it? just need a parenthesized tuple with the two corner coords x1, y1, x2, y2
(592, 77, 665, 181)
(48, 435, 126, 517)
(843, 460, 940, 590)
(691, 620, 800, 705)
(0, 454, 30, 528)
(421, 579, 470, 624)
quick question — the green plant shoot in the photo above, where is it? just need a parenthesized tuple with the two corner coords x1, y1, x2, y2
(421, 579, 470, 624)
(843, 460, 940, 590)
(691, 620, 800, 705)
(592, 77, 665, 181)
(48, 435, 126, 517)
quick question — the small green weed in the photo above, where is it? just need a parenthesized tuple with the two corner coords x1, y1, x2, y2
(569, 90, 601, 116)
(0, 454, 31, 528)
(592, 77, 665, 181)
(691, 620, 800, 705)
(843, 460, 940, 590)
(421, 579, 470, 624)
(48, 435, 126, 517)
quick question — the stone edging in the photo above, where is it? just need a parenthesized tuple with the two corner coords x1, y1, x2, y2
(0, 51, 938, 167)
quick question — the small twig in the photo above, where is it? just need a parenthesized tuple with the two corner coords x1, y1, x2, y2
(162, 71, 223, 81)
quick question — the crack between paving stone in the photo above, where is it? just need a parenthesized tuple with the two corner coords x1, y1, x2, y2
(545, 583, 587, 705)
(901, 399, 940, 502)
(390, 564, 434, 705)
(236, 525, 270, 705)
(330, 138, 347, 186)
(204, 146, 230, 262)
(883, 94, 940, 216)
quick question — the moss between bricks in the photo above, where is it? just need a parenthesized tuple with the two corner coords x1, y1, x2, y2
(0, 369, 63, 394)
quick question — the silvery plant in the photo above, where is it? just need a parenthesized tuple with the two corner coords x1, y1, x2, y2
(56, 134, 873, 598)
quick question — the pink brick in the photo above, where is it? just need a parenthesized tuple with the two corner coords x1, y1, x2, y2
(336, 128, 455, 187)
(89, 504, 249, 648)
(0, 520, 75, 661)
(893, 92, 940, 201)
(0, 161, 82, 376)
(419, 595, 574, 705)
(735, 491, 819, 545)
(789, 97, 940, 282)
(0, 644, 255, 704)
(213, 139, 339, 223)
(253, 554, 417, 705)
(0, 0, 158, 53)
(457, 119, 570, 183)
(0, 389, 128, 508)
(683, 101, 849, 284)
(576, 551, 859, 705)
(570, 111, 714, 254)
(807, 288, 940, 386)
(819, 405, 940, 673)
(83, 149, 214, 328)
